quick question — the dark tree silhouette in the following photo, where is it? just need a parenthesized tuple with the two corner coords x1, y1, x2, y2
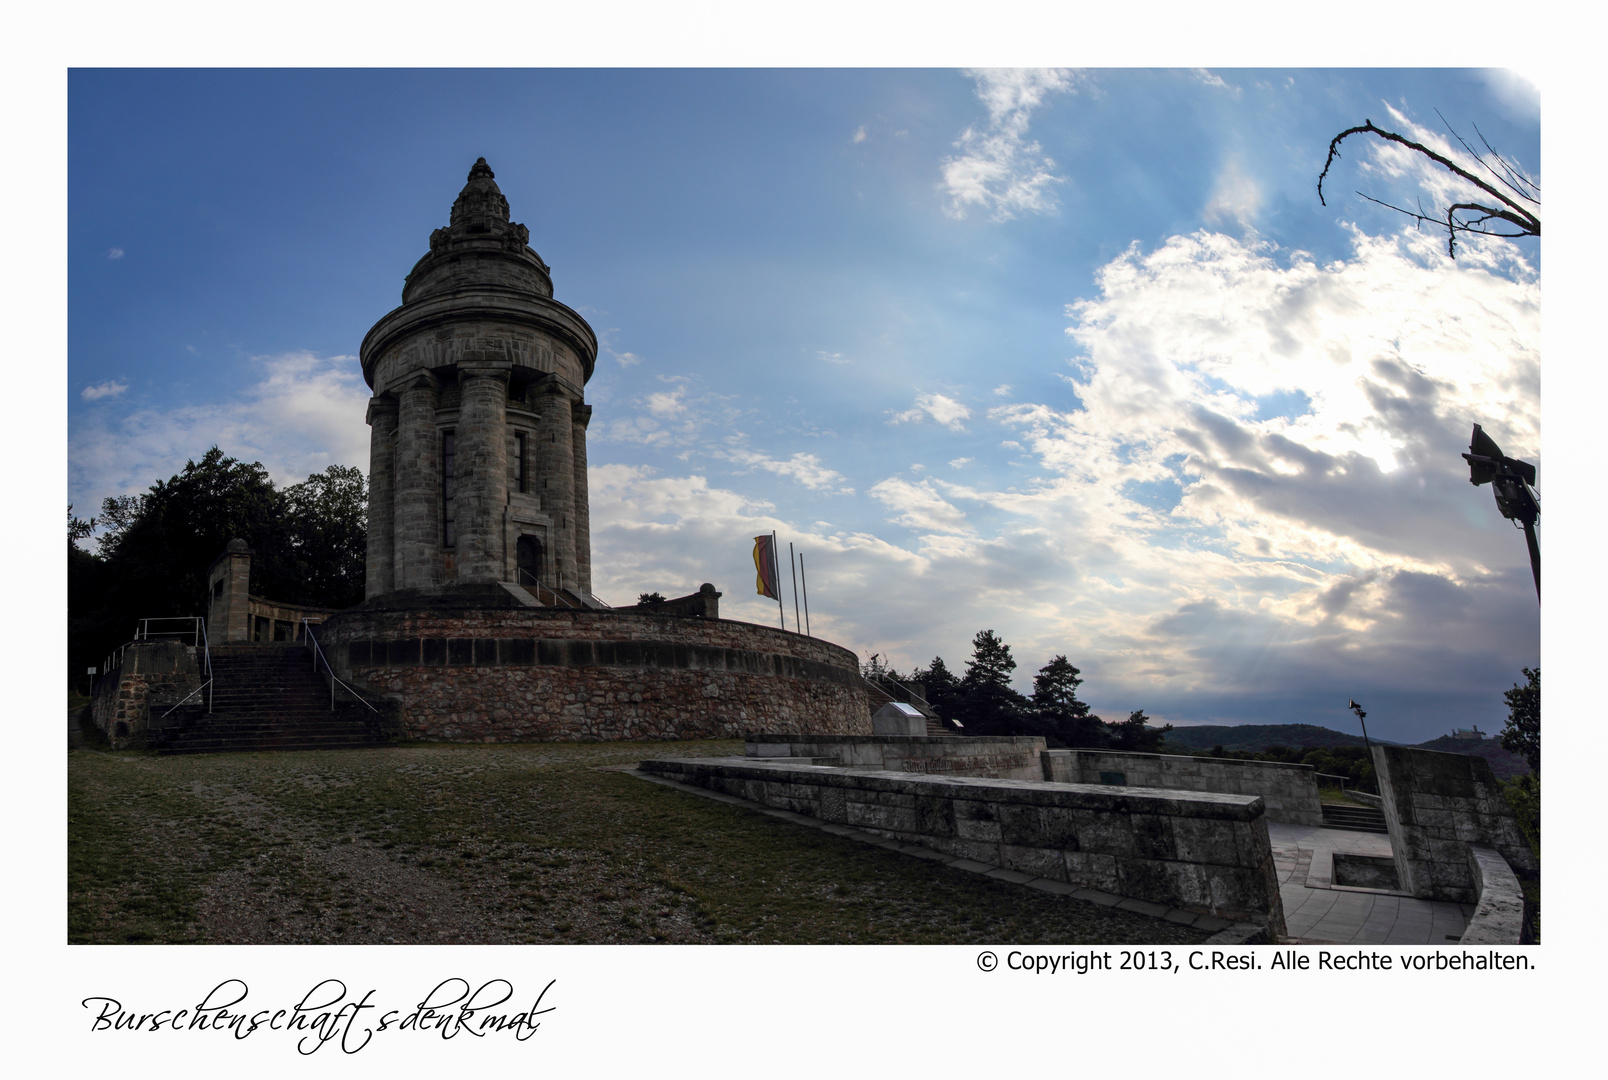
(1318, 116, 1539, 258)
(1501, 667, 1540, 777)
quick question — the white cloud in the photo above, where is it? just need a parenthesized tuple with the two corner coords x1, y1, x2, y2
(851, 125, 868, 144)
(890, 392, 972, 430)
(722, 445, 853, 494)
(992, 383, 1011, 396)
(645, 385, 687, 417)
(1204, 154, 1263, 229)
(80, 380, 127, 401)
(1192, 69, 1241, 97)
(817, 350, 849, 365)
(942, 68, 1081, 221)
(106, 247, 124, 260)
(948, 457, 972, 469)
(869, 477, 972, 534)
(614, 351, 643, 367)
(69, 350, 372, 516)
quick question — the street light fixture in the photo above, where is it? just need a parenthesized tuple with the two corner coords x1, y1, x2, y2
(1461, 423, 1540, 599)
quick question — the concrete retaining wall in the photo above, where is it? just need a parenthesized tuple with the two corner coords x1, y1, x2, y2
(1042, 749, 1324, 827)
(747, 734, 1046, 781)
(639, 757, 1285, 933)
(1459, 844, 1529, 945)
(1373, 744, 1537, 904)
(320, 606, 869, 742)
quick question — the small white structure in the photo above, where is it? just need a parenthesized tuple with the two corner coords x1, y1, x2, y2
(872, 702, 927, 737)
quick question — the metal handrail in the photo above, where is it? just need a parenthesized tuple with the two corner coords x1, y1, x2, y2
(518, 567, 583, 609)
(865, 671, 934, 713)
(158, 617, 213, 718)
(302, 619, 379, 713)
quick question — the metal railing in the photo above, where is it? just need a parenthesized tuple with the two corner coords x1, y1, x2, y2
(863, 671, 936, 714)
(93, 616, 213, 718)
(302, 619, 379, 713)
(517, 567, 584, 609)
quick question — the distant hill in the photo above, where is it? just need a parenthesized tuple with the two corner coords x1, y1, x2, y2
(1160, 724, 1532, 779)
(1162, 724, 1374, 753)
(1410, 735, 1532, 780)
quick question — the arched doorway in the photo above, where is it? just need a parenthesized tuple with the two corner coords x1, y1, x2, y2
(516, 535, 544, 589)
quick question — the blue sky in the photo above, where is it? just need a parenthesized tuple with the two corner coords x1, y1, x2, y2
(68, 68, 1542, 742)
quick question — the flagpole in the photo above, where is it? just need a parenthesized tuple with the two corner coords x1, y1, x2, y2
(790, 542, 802, 636)
(799, 553, 811, 637)
(773, 530, 785, 630)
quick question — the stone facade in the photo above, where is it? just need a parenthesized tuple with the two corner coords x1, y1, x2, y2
(360, 158, 599, 602)
(206, 539, 340, 643)
(1041, 749, 1325, 827)
(1372, 744, 1537, 904)
(90, 641, 202, 747)
(320, 604, 870, 742)
(639, 756, 1286, 932)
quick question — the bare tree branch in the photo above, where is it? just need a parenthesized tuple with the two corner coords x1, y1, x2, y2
(1318, 118, 1540, 258)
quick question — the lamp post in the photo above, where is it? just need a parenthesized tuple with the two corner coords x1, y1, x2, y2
(1461, 423, 1540, 600)
(1347, 698, 1372, 757)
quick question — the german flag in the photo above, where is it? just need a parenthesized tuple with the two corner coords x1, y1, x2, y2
(752, 534, 780, 600)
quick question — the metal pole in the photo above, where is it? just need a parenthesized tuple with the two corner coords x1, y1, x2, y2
(773, 531, 785, 630)
(790, 542, 802, 636)
(800, 553, 811, 637)
(1521, 519, 1540, 599)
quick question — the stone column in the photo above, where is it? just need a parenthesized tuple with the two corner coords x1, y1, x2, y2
(454, 363, 511, 582)
(571, 400, 593, 597)
(393, 372, 441, 590)
(364, 396, 398, 598)
(533, 378, 576, 592)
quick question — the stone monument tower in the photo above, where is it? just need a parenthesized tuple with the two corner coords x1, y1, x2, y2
(359, 158, 599, 603)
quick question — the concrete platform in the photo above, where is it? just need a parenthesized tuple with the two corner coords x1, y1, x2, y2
(1269, 822, 1473, 944)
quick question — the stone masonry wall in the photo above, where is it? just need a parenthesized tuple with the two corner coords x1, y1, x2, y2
(1373, 744, 1537, 904)
(90, 641, 200, 748)
(1042, 749, 1324, 827)
(319, 607, 869, 742)
(747, 734, 1047, 781)
(640, 757, 1286, 932)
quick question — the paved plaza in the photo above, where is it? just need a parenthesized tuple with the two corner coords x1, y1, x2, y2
(1269, 821, 1472, 944)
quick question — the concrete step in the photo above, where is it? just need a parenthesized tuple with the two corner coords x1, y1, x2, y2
(1321, 803, 1389, 833)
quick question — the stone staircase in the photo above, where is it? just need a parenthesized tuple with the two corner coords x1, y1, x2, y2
(153, 642, 399, 755)
(1320, 801, 1389, 834)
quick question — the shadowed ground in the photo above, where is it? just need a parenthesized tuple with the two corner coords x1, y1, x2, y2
(68, 740, 1212, 946)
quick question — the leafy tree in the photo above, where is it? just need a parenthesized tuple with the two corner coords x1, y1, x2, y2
(1107, 709, 1172, 753)
(70, 448, 368, 678)
(637, 592, 667, 605)
(1501, 667, 1539, 777)
(281, 465, 368, 609)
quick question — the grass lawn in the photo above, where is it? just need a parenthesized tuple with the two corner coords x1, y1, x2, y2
(69, 740, 1210, 946)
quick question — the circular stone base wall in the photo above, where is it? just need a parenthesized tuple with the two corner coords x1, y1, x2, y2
(319, 605, 871, 742)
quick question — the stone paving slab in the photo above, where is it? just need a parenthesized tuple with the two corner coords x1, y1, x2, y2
(1267, 821, 1468, 945)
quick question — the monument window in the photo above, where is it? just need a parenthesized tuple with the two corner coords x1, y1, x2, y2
(514, 432, 528, 493)
(442, 430, 456, 547)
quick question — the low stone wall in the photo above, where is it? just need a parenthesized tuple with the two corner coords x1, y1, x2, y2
(1459, 845, 1529, 945)
(1373, 745, 1537, 904)
(1042, 749, 1324, 827)
(319, 606, 869, 742)
(639, 757, 1285, 933)
(90, 641, 201, 748)
(747, 734, 1046, 781)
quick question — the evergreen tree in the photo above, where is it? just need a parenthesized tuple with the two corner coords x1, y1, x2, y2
(955, 630, 1029, 736)
(1107, 709, 1173, 753)
(1030, 655, 1106, 747)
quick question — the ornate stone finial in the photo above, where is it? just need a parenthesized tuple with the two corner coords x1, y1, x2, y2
(450, 156, 510, 229)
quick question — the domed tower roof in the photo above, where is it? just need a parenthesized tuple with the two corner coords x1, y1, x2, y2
(399, 157, 555, 305)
